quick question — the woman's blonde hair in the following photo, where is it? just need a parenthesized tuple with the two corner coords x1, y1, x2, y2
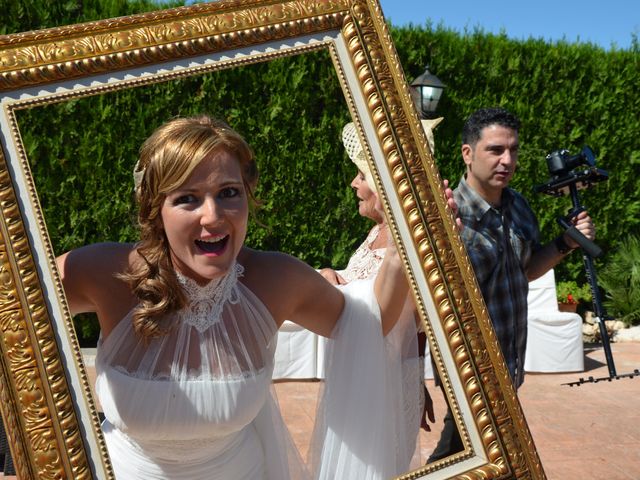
(123, 115, 258, 337)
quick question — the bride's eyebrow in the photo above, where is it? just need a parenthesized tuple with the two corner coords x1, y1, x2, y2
(171, 179, 243, 195)
(216, 178, 244, 186)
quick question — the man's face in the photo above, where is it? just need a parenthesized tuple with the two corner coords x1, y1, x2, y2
(462, 124, 519, 204)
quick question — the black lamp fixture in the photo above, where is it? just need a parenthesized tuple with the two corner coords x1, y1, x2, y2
(410, 65, 445, 118)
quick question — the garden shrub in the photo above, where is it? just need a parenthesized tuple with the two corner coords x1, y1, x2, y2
(598, 234, 640, 326)
(4, 3, 639, 343)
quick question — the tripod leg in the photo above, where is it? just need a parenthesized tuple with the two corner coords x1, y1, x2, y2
(583, 253, 617, 377)
(564, 182, 616, 377)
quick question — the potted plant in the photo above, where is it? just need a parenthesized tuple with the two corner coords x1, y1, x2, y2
(556, 280, 592, 313)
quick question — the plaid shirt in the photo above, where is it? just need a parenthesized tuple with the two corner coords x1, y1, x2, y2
(454, 176, 540, 387)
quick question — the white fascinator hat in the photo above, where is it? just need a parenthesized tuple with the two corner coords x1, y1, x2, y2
(341, 117, 443, 194)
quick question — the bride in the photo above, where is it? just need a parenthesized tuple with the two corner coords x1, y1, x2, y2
(57, 115, 419, 479)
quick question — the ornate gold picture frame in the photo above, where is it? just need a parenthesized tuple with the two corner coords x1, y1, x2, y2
(0, 0, 545, 478)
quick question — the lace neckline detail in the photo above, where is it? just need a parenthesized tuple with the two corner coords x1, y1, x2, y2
(342, 224, 386, 282)
(175, 263, 244, 333)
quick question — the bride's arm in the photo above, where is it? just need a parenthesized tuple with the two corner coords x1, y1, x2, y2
(270, 248, 404, 338)
(249, 241, 406, 338)
(243, 250, 345, 338)
(56, 243, 135, 322)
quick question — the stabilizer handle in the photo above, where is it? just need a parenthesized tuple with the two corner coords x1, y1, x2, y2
(557, 217, 603, 258)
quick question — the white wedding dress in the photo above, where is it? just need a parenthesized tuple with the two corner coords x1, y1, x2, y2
(311, 224, 424, 478)
(95, 252, 422, 479)
(96, 263, 299, 479)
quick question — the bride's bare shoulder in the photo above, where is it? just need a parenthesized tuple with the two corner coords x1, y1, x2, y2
(238, 247, 311, 284)
(58, 242, 135, 276)
(56, 242, 137, 315)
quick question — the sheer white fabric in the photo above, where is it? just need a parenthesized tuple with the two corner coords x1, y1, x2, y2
(95, 263, 300, 479)
(310, 226, 425, 478)
(343, 225, 424, 470)
(310, 279, 423, 479)
(95, 252, 422, 479)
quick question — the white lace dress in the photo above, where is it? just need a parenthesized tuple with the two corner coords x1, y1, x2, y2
(311, 224, 425, 478)
(96, 264, 299, 479)
(340, 224, 387, 284)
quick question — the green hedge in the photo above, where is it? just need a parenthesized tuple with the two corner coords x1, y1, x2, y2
(392, 24, 640, 283)
(18, 53, 362, 268)
(0, 0, 176, 33)
(4, 2, 640, 340)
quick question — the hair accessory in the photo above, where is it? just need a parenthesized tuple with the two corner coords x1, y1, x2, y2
(341, 118, 444, 193)
(133, 159, 144, 190)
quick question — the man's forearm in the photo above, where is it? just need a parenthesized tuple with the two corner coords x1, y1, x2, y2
(526, 235, 575, 281)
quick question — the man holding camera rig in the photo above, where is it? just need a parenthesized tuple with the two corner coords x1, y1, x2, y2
(428, 107, 595, 462)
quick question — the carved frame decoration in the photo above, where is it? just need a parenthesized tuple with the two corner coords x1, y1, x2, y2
(0, 0, 546, 478)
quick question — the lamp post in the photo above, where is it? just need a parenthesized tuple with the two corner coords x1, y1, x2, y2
(410, 65, 445, 119)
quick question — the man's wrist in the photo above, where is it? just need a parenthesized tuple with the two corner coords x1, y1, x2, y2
(554, 235, 575, 255)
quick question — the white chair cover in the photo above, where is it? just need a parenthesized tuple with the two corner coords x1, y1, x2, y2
(525, 269, 584, 372)
(273, 320, 319, 379)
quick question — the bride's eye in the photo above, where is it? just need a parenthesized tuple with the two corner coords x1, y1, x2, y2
(172, 194, 197, 205)
(218, 187, 240, 199)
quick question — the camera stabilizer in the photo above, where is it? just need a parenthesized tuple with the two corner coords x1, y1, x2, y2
(535, 146, 639, 386)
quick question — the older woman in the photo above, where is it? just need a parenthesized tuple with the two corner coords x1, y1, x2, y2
(317, 120, 444, 469)
(57, 115, 413, 479)
(321, 119, 444, 288)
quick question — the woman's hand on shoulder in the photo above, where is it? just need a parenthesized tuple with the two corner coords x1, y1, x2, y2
(318, 268, 346, 286)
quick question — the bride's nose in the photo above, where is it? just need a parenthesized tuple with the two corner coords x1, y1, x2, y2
(200, 197, 223, 226)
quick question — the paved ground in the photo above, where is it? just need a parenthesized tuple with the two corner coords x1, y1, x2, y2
(517, 342, 640, 480)
(2, 342, 638, 479)
(274, 341, 640, 479)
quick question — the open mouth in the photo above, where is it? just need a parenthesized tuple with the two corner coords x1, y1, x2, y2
(195, 235, 229, 255)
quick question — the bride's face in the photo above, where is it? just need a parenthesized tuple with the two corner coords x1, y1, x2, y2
(160, 148, 249, 284)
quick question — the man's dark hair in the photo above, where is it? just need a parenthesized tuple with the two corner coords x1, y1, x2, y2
(462, 107, 520, 146)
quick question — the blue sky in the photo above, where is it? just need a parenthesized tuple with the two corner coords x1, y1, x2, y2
(378, 0, 639, 50)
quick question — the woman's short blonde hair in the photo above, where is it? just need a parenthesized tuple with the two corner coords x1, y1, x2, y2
(124, 115, 258, 337)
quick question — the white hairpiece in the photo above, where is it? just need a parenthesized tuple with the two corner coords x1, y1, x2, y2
(133, 159, 145, 190)
(341, 118, 443, 193)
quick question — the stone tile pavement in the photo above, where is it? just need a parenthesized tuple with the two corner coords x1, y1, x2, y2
(517, 342, 640, 480)
(275, 342, 640, 479)
(3, 342, 638, 479)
